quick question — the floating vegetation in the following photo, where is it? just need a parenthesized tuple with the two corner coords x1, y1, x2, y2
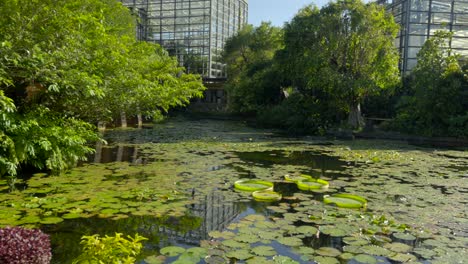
(323, 193, 367, 208)
(252, 190, 282, 202)
(234, 179, 274, 192)
(296, 178, 329, 191)
(0, 116, 466, 263)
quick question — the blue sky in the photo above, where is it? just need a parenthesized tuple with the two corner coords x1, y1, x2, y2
(248, 0, 329, 27)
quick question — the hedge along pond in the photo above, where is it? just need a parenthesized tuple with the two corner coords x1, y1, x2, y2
(0, 116, 466, 263)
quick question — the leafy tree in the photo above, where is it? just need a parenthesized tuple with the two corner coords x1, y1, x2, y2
(223, 22, 284, 113)
(393, 31, 468, 137)
(0, 0, 204, 177)
(281, 0, 400, 128)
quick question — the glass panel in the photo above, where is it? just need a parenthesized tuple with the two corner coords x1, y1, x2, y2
(411, 0, 430, 11)
(408, 35, 427, 46)
(453, 48, 468, 57)
(452, 25, 468, 37)
(409, 23, 428, 34)
(454, 13, 468, 25)
(407, 59, 418, 70)
(429, 24, 450, 35)
(431, 0, 452, 12)
(431, 12, 451, 23)
(408, 47, 421, 58)
(410, 11, 429, 23)
(453, 1, 468, 13)
(451, 38, 468, 49)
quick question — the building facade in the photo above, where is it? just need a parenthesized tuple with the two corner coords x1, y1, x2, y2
(378, 0, 468, 73)
(120, 0, 248, 79)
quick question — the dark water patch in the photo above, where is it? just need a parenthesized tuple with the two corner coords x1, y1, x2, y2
(233, 150, 347, 171)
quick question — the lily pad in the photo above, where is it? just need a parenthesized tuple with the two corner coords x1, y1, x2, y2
(252, 190, 282, 202)
(251, 245, 276, 257)
(296, 178, 329, 190)
(160, 246, 186, 256)
(323, 193, 367, 208)
(316, 247, 341, 257)
(277, 236, 303, 247)
(352, 254, 377, 264)
(226, 249, 253, 260)
(234, 179, 274, 192)
(284, 174, 312, 183)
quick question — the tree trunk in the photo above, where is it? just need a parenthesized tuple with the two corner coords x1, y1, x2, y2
(116, 145, 123, 162)
(120, 111, 127, 128)
(94, 140, 103, 163)
(137, 113, 143, 129)
(347, 102, 365, 129)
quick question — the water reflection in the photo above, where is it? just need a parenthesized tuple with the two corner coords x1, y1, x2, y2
(45, 191, 242, 263)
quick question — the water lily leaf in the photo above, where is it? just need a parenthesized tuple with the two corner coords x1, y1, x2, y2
(205, 255, 226, 264)
(144, 255, 166, 264)
(295, 225, 318, 236)
(338, 252, 354, 261)
(360, 245, 392, 256)
(209, 230, 235, 239)
(413, 247, 437, 259)
(234, 234, 260, 243)
(323, 194, 367, 208)
(384, 242, 412, 253)
(62, 213, 82, 219)
(19, 215, 41, 224)
(343, 245, 364, 254)
(388, 252, 417, 262)
(296, 178, 329, 190)
(273, 255, 300, 264)
(251, 245, 276, 257)
(246, 256, 272, 264)
(160, 246, 186, 256)
(319, 226, 348, 237)
(174, 252, 201, 264)
(234, 180, 273, 192)
(316, 247, 341, 257)
(222, 239, 249, 249)
(352, 254, 377, 264)
(252, 190, 282, 202)
(284, 174, 312, 183)
(226, 249, 253, 260)
(277, 236, 303, 247)
(295, 246, 315, 256)
(343, 236, 370, 246)
(244, 214, 267, 222)
(312, 256, 340, 264)
(392, 232, 416, 241)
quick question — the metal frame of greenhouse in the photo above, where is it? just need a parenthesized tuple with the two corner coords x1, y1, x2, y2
(378, 0, 468, 74)
(120, 0, 248, 79)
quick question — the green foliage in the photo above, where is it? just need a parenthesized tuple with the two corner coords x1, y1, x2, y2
(393, 31, 468, 138)
(257, 93, 335, 135)
(0, 0, 205, 177)
(73, 233, 147, 264)
(280, 0, 400, 128)
(223, 22, 284, 113)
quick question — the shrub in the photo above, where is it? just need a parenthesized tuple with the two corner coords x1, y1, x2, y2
(0, 226, 52, 264)
(73, 233, 147, 264)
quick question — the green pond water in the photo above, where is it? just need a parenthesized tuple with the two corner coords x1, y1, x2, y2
(0, 116, 467, 264)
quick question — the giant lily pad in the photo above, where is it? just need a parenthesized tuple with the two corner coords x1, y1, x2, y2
(234, 180, 274, 192)
(284, 174, 312, 183)
(297, 178, 329, 190)
(323, 194, 367, 208)
(252, 190, 282, 202)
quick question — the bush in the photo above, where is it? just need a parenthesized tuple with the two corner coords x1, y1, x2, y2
(73, 233, 147, 264)
(0, 226, 52, 264)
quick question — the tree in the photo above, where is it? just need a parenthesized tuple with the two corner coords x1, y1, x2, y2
(394, 31, 468, 137)
(223, 22, 283, 113)
(281, 0, 400, 128)
(0, 0, 205, 177)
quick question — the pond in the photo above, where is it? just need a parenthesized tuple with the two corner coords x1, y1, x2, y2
(0, 116, 467, 263)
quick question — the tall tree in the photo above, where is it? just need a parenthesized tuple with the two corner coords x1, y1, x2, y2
(223, 22, 283, 113)
(281, 0, 400, 128)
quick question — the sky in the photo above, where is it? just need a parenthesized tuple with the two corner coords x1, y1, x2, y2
(248, 0, 329, 27)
